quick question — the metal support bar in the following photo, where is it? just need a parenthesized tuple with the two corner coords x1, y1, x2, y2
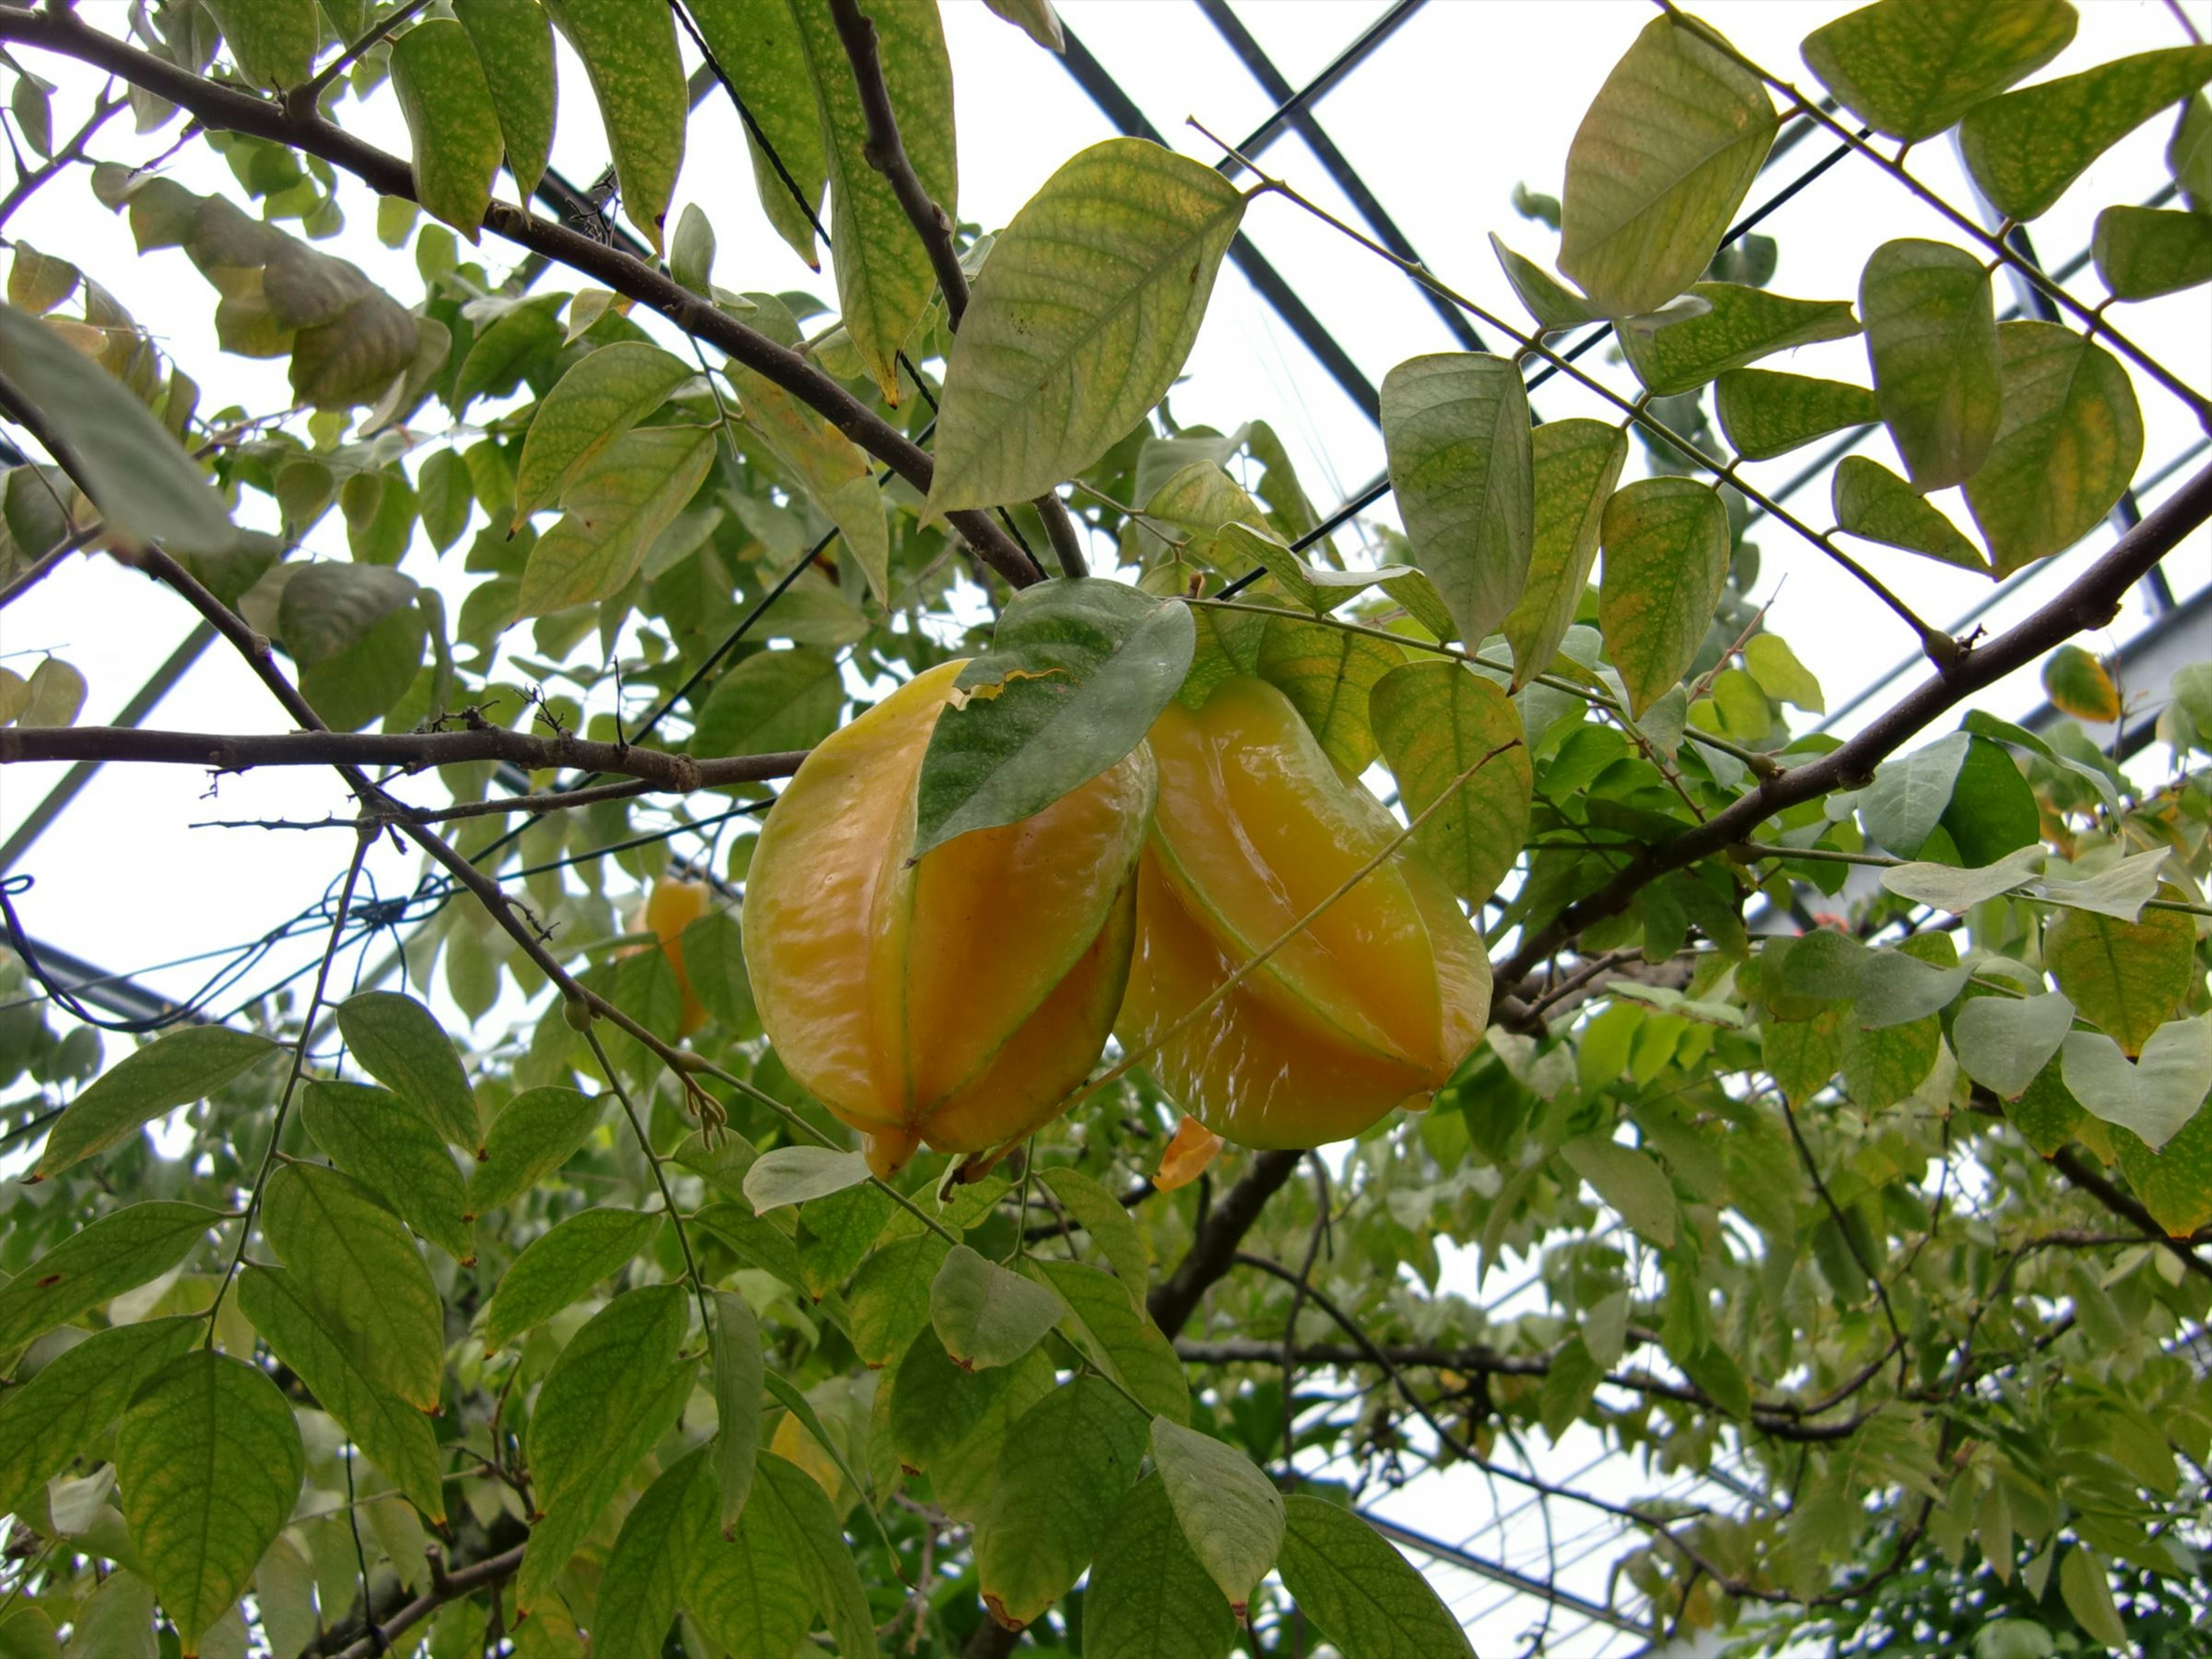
(10, 934, 197, 1027)
(1224, 0, 1427, 165)
(1358, 1512, 1644, 1634)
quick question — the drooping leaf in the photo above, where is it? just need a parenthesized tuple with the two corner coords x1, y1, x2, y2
(1035, 1256, 1190, 1424)
(685, 0, 825, 267)
(1941, 733, 2042, 867)
(1855, 945, 1971, 1030)
(465, 1085, 604, 1215)
(1370, 659, 1531, 908)
(36, 1025, 276, 1179)
(1149, 1416, 1285, 1615)
(1879, 842, 2044, 912)
(1502, 418, 1626, 688)
(1620, 283, 1859, 398)
(1558, 14, 1778, 318)
(1858, 730, 1971, 857)
(911, 576, 1188, 858)
(1597, 477, 1730, 717)
(390, 20, 504, 236)
(1953, 991, 2074, 1101)
(1380, 352, 1534, 650)
(113, 1351, 302, 1649)
(890, 1331, 1055, 1522)
(743, 1145, 871, 1211)
(0, 1202, 220, 1355)
(728, 362, 889, 601)
(2040, 849, 2176, 923)
(517, 423, 717, 613)
(710, 1289, 764, 1535)
(2062, 1020, 2212, 1153)
(1714, 367, 1878, 461)
(1960, 47, 2212, 222)
(931, 1241, 1069, 1370)
(1488, 234, 1604, 332)
(751, 1452, 876, 1657)
(2092, 206, 2212, 302)
(1859, 238, 2000, 490)
(1278, 1494, 1477, 1659)
(479, 1207, 660, 1351)
(1800, 0, 2076, 142)
(201, 0, 317, 88)
(454, 0, 558, 202)
(336, 991, 482, 1152)
(926, 139, 1244, 513)
(1253, 612, 1403, 775)
(1036, 1165, 1150, 1299)
(1084, 1476, 1237, 1659)
(260, 1161, 446, 1411)
(1743, 634, 1824, 713)
(540, 0, 687, 252)
(511, 342, 691, 524)
(300, 1081, 472, 1263)
(1962, 321, 2143, 576)
(2044, 904, 2198, 1056)
(1217, 522, 1409, 618)
(594, 1448, 709, 1659)
(0, 1317, 197, 1522)
(975, 1378, 1148, 1628)
(1832, 454, 1987, 571)
(1561, 1131, 1677, 1247)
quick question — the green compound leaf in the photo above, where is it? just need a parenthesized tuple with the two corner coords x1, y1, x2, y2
(891, 1332, 1055, 1523)
(540, 0, 686, 253)
(848, 1232, 950, 1368)
(1562, 1131, 1678, 1248)
(2093, 206, 2212, 302)
(1832, 454, 1987, 572)
(926, 138, 1244, 514)
(235, 1264, 447, 1522)
(202, 0, 318, 89)
(36, 1025, 276, 1179)
(1597, 477, 1730, 717)
(0, 1317, 198, 1523)
(1253, 611, 1403, 775)
(931, 1241, 1069, 1370)
(975, 1378, 1147, 1629)
(114, 1351, 302, 1650)
(1800, 0, 2076, 142)
(300, 1081, 472, 1263)
(595, 1447, 709, 1659)
(517, 423, 717, 614)
(1620, 282, 1859, 398)
(479, 1207, 660, 1353)
(1149, 1416, 1285, 1616)
(1714, 368, 1878, 461)
(911, 576, 1187, 858)
(682, 1450, 813, 1658)
(1084, 1476, 1237, 1659)
(1859, 238, 2001, 490)
(466, 1085, 604, 1215)
(454, 0, 558, 202)
(1381, 352, 1534, 649)
(752, 1452, 876, 1659)
(1960, 46, 2212, 222)
(1963, 321, 2143, 577)
(1559, 13, 1777, 318)
(1371, 658, 1532, 908)
(335, 991, 481, 1153)
(1278, 1494, 1477, 1659)
(512, 340, 692, 525)
(1503, 418, 1626, 689)
(0, 1201, 221, 1355)
(390, 21, 503, 236)
(2046, 904, 2197, 1057)
(685, 0, 825, 268)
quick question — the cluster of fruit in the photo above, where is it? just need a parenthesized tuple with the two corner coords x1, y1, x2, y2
(665, 665, 1490, 1177)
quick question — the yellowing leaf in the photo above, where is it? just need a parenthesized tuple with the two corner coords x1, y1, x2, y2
(1370, 658, 1531, 908)
(1154, 1113, 1224, 1192)
(1961, 46, 2212, 222)
(729, 363, 888, 602)
(1833, 454, 1987, 572)
(517, 423, 717, 614)
(2046, 903, 2197, 1056)
(1597, 478, 1729, 717)
(687, 0, 825, 267)
(2041, 643, 2122, 724)
(202, 0, 318, 89)
(1859, 238, 1999, 490)
(390, 20, 503, 236)
(541, 0, 686, 253)
(1800, 0, 2076, 142)
(454, 0, 558, 203)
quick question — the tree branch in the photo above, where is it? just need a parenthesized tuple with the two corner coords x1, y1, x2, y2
(0, 5, 1041, 590)
(312, 1542, 525, 1659)
(1147, 1148, 1302, 1338)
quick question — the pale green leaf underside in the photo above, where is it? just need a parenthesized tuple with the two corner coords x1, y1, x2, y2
(1832, 454, 1987, 572)
(1960, 46, 2212, 222)
(1858, 237, 2000, 491)
(1370, 658, 1531, 909)
(1597, 477, 1730, 717)
(1714, 367, 1876, 461)
(1503, 418, 1625, 688)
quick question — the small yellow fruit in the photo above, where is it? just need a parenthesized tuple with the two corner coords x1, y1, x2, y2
(744, 661, 1156, 1178)
(630, 878, 713, 1036)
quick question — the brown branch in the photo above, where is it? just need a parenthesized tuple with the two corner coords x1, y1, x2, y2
(1495, 457, 2212, 985)
(312, 1542, 525, 1659)
(0, 87, 122, 231)
(0, 5, 1041, 592)
(1147, 1148, 1302, 1338)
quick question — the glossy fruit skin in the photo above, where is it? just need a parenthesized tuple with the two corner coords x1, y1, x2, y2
(643, 878, 712, 1036)
(1118, 676, 1490, 1149)
(744, 660, 1156, 1178)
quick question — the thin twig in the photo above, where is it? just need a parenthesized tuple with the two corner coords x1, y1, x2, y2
(294, 0, 435, 108)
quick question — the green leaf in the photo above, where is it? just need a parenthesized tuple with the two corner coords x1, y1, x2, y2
(1488, 234, 1604, 332)
(1832, 455, 1987, 571)
(1764, 1009, 1840, 1108)
(975, 1378, 1147, 1628)
(1841, 1014, 1941, 1109)
(685, 0, 824, 267)
(202, 0, 318, 88)
(682, 1449, 814, 1657)
(1380, 353, 1533, 650)
(465, 1085, 603, 1215)
(1941, 733, 2041, 868)
(2041, 643, 2122, 724)
(1370, 659, 1531, 908)
(1561, 1131, 1677, 1247)
(1149, 1416, 1284, 1615)
(889, 1331, 1055, 1522)
(113, 1351, 302, 1648)
(36, 1026, 275, 1179)
(1878, 842, 2044, 912)
(390, 21, 503, 236)
(726, 364, 888, 601)
(0, 1202, 220, 1355)
(1960, 47, 2212, 222)
(1743, 634, 1823, 713)
(2174, 93, 2212, 209)
(594, 1447, 708, 1659)
(260, 1161, 446, 1411)
(751, 1452, 876, 1658)
(1855, 946, 1971, 1030)
(418, 448, 472, 552)
(454, 0, 558, 201)
(278, 562, 418, 666)
(1859, 238, 2001, 491)
(1503, 418, 1626, 689)
(1859, 730, 1970, 856)
(335, 991, 481, 1153)
(1034, 1256, 1190, 1425)
(235, 1264, 447, 1521)
(1963, 321, 2143, 576)
(931, 1241, 1069, 1370)
(540, 0, 686, 253)
(1037, 1165, 1149, 1299)
(1084, 1476, 1237, 1659)
(479, 1207, 659, 1351)
(299, 599, 426, 733)
(1953, 990, 2074, 1100)
(1253, 612, 1403, 775)
(2040, 849, 2174, 923)
(926, 138, 1244, 513)
(0, 304, 237, 555)
(1800, 0, 2075, 142)
(1620, 283, 1858, 398)
(512, 342, 691, 524)
(2046, 895, 2196, 1059)
(519, 1285, 695, 1611)
(1715, 367, 1878, 461)
(300, 1081, 471, 1263)
(2115, 1106, 2212, 1236)
(1218, 522, 1410, 617)
(1597, 478, 1730, 717)
(1559, 14, 1777, 317)
(709, 1290, 764, 1537)
(692, 647, 844, 759)
(0, 1317, 198, 1523)
(517, 423, 717, 613)
(1278, 1494, 1476, 1659)
(2092, 206, 2212, 302)
(742, 1145, 870, 1212)
(847, 1232, 951, 1367)
(911, 576, 1187, 858)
